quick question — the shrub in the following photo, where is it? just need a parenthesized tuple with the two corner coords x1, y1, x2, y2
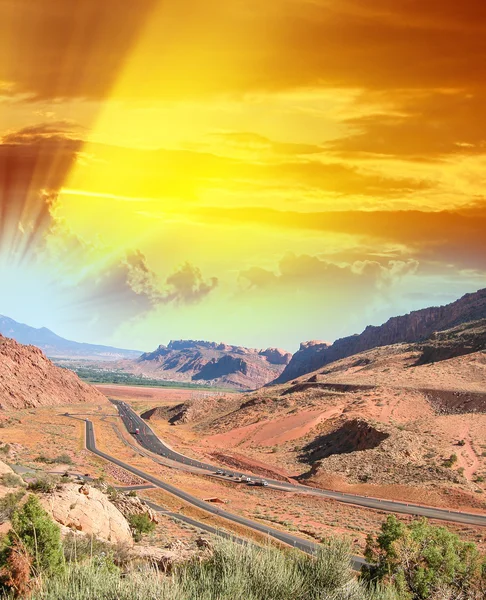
(0, 491, 25, 524)
(1, 473, 24, 489)
(53, 454, 73, 465)
(0, 444, 10, 455)
(34, 454, 73, 465)
(443, 453, 458, 468)
(12, 537, 404, 600)
(0, 539, 33, 598)
(127, 490, 137, 498)
(27, 477, 56, 493)
(127, 514, 155, 541)
(362, 515, 485, 599)
(2, 495, 64, 578)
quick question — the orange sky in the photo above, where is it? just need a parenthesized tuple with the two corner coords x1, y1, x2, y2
(1, 0, 485, 351)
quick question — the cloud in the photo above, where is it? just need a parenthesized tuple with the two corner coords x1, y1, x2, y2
(195, 203, 486, 270)
(0, 0, 157, 101)
(3, 0, 486, 101)
(0, 123, 82, 262)
(328, 90, 486, 159)
(240, 253, 418, 293)
(164, 262, 219, 304)
(124, 252, 218, 305)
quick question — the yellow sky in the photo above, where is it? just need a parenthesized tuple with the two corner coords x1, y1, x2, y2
(1, 0, 485, 350)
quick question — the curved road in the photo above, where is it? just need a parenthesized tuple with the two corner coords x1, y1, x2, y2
(112, 399, 486, 528)
(84, 418, 367, 570)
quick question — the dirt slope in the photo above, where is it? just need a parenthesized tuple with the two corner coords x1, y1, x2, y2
(0, 334, 106, 410)
(149, 327, 486, 510)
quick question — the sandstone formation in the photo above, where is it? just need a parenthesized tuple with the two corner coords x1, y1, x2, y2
(120, 340, 292, 390)
(274, 288, 486, 383)
(41, 483, 133, 545)
(0, 334, 107, 409)
(109, 491, 159, 524)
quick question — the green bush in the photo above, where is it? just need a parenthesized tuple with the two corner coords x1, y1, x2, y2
(35, 454, 73, 465)
(28, 477, 56, 493)
(2, 494, 64, 577)
(443, 453, 458, 468)
(127, 514, 156, 541)
(362, 515, 486, 599)
(0, 490, 25, 523)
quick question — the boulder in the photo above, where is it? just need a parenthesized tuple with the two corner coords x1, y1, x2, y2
(41, 483, 133, 545)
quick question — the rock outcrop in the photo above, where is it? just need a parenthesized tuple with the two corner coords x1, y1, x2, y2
(0, 334, 106, 409)
(121, 340, 292, 390)
(110, 492, 159, 524)
(41, 483, 133, 545)
(275, 288, 486, 384)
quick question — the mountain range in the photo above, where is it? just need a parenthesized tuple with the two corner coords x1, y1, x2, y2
(0, 315, 141, 360)
(274, 288, 486, 384)
(118, 340, 292, 389)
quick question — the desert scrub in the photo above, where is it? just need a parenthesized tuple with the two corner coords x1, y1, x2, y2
(0, 491, 25, 523)
(363, 515, 486, 600)
(128, 513, 156, 541)
(0, 494, 64, 585)
(0, 473, 24, 489)
(17, 539, 397, 600)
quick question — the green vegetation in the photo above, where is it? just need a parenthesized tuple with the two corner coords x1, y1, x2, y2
(1, 495, 64, 579)
(443, 453, 458, 468)
(35, 454, 73, 465)
(0, 502, 484, 600)
(27, 476, 58, 494)
(363, 515, 486, 599)
(63, 365, 232, 391)
(0, 491, 26, 524)
(127, 514, 156, 541)
(0, 474, 24, 489)
(2, 538, 396, 600)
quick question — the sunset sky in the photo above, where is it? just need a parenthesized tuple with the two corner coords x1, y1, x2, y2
(1, 0, 486, 352)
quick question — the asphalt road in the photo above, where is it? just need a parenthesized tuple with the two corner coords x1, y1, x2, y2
(112, 399, 486, 528)
(84, 418, 367, 570)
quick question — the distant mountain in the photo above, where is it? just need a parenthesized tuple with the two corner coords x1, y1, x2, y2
(0, 315, 142, 360)
(120, 340, 292, 390)
(273, 287, 486, 384)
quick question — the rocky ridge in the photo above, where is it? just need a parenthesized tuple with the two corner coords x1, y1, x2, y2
(0, 334, 106, 409)
(122, 340, 292, 390)
(275, 288, 486, 383)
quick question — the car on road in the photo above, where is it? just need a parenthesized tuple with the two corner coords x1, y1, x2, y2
(254, 480, 269, 487)
(215, 470, 224, 475)
(134, 428, 140, 434)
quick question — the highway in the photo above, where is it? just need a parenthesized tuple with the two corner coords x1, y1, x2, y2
(83, 418, 367, 570)
(112, 399, 486, 528)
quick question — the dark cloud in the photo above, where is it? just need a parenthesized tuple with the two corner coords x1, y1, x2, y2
(328, 90, 486, 159)
(0, 0, 157, 101)
(164, 262, 218, 304)
(3, 0, 486, 101)
(196, 203, 486, 270)
(0, 123, 82, 262)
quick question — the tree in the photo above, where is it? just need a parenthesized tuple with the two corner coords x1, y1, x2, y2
(3, 494, 64, 577)
(362, 515, 485, 599)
